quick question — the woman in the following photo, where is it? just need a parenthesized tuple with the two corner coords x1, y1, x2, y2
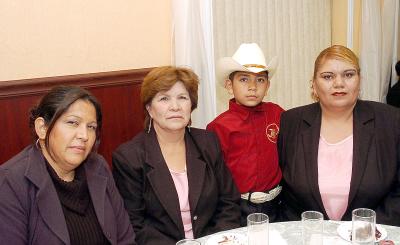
(112, 66, 240, 244)
(0, 86, 135, 244)
(278, 45, 400, 225)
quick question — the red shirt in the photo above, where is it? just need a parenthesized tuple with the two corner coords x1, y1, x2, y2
(207, 99, 284, 193)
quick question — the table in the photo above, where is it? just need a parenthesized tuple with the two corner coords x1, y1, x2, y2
(197, 221, 400, 244)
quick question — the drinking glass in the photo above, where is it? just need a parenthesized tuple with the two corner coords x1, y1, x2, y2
(176, 239, 201, 245)
(247, 213, 269, 245)
(352, 208, 376, 245)
(301, 211, 323, 245)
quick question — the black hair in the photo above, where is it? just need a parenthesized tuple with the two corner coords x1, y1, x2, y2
(29, 85, 102, 152)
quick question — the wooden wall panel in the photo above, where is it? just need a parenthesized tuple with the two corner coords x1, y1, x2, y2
(0, 68, 151, 166)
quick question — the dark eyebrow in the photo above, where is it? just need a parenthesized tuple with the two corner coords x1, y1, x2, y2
(63, 114, 82, 120)
(63, 115, 97, 124)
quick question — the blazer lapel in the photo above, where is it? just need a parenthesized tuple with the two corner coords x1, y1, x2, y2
(300, 104, 327, 216)
(25, 147, 70, 244)
(85, 157, 107, 235)
(144, 130, 184, 233)
(348, 101, 374, 207)
(185, 131, 206, 213)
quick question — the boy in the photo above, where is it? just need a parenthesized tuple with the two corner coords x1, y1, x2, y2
(207, 43, 284, 225)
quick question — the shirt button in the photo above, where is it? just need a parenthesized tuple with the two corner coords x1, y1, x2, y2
(193, 215, 198, 221)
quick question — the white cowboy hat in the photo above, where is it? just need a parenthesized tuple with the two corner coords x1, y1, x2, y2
(216, 43, 278, 86)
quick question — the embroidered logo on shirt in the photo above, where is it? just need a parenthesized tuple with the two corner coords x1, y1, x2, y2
(266, 123, 279, 143)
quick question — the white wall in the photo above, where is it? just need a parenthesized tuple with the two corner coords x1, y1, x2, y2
(0, 0, 172, 81)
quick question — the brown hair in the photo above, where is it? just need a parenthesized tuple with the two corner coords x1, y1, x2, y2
(311, 45, 360, 101)
(29, 86, 102, 152)
(141, 66, 199, 129)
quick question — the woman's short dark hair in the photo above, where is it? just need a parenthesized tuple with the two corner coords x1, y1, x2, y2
(140, 66, 199, 129)
(29, 86, 102, 152)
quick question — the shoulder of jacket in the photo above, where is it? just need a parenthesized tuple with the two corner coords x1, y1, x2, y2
(1, 147, 33, 181)
(188, 128, 219, 150)
(358, 100, 399, 115)
(188, 127, 215, 140)
(282, 103, 316, 117)
(113, 131, 146, 154)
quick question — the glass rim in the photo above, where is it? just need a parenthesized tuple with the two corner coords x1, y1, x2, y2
(247, 212, 269, 224)
(176, 238, 200, 243)
(352, 208, 376, 218)
(301, 210, 324, 220)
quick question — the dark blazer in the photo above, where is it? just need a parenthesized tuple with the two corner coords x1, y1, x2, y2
(278, 100, 400, 226)
(387, 81, 400, 108)
(112, 127, 240, 245)
(0, 145, 135, 245)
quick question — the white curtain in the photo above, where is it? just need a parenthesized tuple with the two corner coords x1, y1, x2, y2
(213, 0, 331, 113)
(360, 0, 399, 102)
(390, 1, 399, 88)
(171, 0, 216, 129)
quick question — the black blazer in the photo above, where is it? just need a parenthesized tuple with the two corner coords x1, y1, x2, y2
(387, 81, 400, 107)
(112, 128, 240, 245)
(278, 100, 400, 226)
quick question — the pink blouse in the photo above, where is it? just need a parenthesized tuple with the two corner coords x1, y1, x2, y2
(318, 135, 353, 220)
(170, 169, 193, 239)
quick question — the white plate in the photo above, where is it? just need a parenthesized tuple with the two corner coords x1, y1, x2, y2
(337, 221, 387, 242)
(205, 232, 247, 245)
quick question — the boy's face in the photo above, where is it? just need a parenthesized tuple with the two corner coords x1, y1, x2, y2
(226, 71, 270, 107)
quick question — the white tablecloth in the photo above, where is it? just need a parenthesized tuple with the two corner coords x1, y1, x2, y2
(197, 221, 400, 244)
